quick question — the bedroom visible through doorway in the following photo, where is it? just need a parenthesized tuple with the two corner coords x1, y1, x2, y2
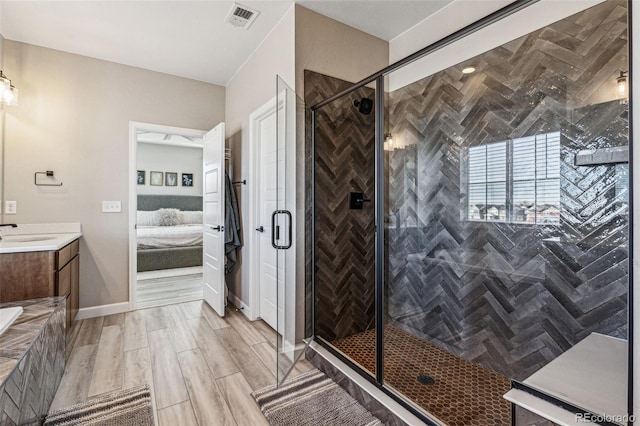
(132, 125, 207, 309)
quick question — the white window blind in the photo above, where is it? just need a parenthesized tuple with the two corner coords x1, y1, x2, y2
(467, 132, 560, 224)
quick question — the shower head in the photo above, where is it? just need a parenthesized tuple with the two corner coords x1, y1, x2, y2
(353, 98, 373, 115)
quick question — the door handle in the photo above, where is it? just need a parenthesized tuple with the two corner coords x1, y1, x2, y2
(256, 226, 264, 232)
(211, 225, 224, 231)
(271, 210, 292, 249)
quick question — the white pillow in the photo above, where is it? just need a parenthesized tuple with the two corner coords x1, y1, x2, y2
(180, 211, 203, 224)
(137, 210, 160, 226)
(157, 208, 180, 226)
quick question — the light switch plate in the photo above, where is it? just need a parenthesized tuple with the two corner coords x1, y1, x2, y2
(5, 201, 16, 215)
(102, 201, 121, 213)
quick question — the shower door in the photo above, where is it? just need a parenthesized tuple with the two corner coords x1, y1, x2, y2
(274, 75, 308, 384)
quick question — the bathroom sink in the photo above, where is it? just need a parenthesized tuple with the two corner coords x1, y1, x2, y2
(2, 236, 57, 243)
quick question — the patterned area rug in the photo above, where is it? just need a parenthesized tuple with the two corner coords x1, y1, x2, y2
(44, 385, 153, 426)
(252, 370, 382, 426)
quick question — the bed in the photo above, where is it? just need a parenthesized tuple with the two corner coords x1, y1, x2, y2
(136, 195, 203, 272)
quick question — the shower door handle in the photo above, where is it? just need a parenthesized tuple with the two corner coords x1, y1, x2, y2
(271, 210, 292, 250)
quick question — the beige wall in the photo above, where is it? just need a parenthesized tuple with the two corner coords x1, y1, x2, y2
(224, 6, 296, 303)
(294, 5, 388, 94)
(2, 40, 225, 308)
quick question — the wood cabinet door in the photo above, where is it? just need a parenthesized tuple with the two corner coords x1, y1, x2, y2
(70, 255, 80, 323)
(56, 261, 71, 297)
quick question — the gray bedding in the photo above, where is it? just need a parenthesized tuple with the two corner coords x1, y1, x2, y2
(137, 195, 203, 272)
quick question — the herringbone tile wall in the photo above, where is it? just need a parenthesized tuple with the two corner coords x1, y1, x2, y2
(386, 0, 629, 380)
(305, 71, 377, 342)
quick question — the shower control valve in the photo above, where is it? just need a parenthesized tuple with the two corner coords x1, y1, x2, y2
(349, 192, 371, 210)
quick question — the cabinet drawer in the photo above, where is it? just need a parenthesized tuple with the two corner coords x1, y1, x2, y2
(56, 244, 72, 269)
(70, 239, 80, 256)
(56, 260, 72, 296)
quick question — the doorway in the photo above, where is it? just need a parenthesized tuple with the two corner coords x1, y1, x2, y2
(128, 122, 207, 310)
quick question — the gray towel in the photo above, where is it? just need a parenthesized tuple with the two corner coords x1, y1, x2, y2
(224, 172, 242, 273)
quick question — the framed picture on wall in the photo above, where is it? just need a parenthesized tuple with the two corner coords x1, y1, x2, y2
(166, 172, 178, 186)
(182, 173, 193, 187)
(150, 171, 163, 186)
(137, 170, 145, 185)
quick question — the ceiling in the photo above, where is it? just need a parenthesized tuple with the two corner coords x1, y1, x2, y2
(297, 1, 453, 41)
(0, 1, 454, 86)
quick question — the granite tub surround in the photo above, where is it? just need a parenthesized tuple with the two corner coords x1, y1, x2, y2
(0, 298, 66, 426)
(0, 223, 82, 254)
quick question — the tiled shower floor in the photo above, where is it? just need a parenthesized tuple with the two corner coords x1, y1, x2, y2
(332, 325, 511, 426)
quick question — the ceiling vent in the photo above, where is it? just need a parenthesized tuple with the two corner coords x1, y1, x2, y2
(225, 3, 259, 30)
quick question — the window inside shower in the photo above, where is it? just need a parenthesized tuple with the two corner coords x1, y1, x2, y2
(466, 132, 561, 224)
(308, 0, 631, 424)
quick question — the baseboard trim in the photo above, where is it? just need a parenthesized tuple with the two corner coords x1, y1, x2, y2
(227, 291, 253, 319)
(76, 302, 131, 320)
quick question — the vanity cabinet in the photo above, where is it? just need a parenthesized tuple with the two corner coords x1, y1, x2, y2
(0, 239, 80, 329)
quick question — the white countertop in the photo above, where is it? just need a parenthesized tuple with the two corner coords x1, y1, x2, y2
(505, 333, 628, 426)
(0, 223, 82, 254)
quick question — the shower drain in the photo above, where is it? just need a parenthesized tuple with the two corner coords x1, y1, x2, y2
(417, 375, 435, 385)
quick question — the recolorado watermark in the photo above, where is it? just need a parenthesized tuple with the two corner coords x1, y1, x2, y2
(575, 413, 636, 424)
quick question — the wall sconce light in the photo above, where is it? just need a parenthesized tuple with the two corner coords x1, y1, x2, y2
(384, 133, 394, 151)
(0, 70, 18, 106)
(616, 71, 628, 103)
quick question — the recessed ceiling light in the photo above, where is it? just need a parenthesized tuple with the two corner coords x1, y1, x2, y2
(462, 66, 476, 74)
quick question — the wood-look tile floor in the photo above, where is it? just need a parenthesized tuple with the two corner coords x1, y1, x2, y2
(52, 301, 313, 426)
(136, 268, 204, 309)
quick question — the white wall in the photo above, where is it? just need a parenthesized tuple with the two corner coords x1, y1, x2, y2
(388, 0, 604, 91)
(2, 40, 225, 308)
(136, 143, 202, 197)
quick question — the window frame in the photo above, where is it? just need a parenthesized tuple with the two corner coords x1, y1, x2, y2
(466, 132, 560, 225)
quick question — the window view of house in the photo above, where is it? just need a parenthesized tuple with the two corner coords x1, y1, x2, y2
(467, 132, 560, 224)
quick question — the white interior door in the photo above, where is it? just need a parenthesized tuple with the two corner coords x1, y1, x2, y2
(258, 111, 282, 331)
(203, 122, 225, 317)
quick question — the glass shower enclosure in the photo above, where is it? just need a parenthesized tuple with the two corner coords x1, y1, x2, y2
(309, 0, 632, 424)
